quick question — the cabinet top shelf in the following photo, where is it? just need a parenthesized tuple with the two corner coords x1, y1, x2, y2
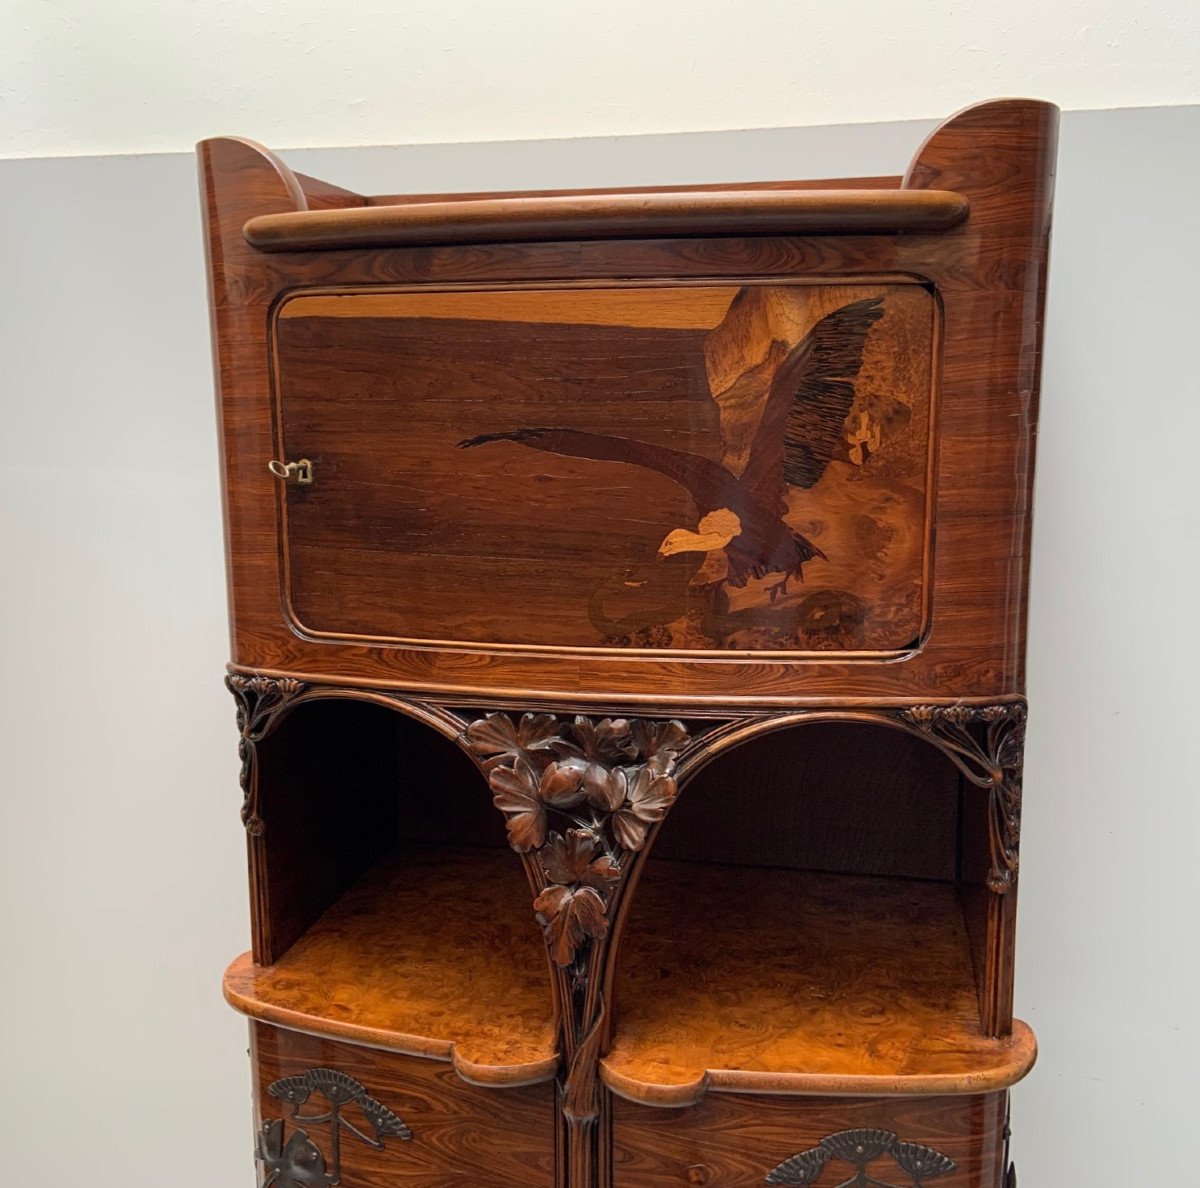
(242, 186, 970, 252)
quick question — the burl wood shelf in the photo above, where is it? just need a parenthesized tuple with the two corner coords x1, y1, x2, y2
(224, 846, 558, 1086)
(601, 861, 1036, 1107)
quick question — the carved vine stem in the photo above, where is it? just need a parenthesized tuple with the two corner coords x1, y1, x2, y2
(464, 712, 690, 1137)
(226, 674, 307, 836)
(899, 704, 1026, 894)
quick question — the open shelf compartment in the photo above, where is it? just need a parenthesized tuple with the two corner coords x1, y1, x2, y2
(222, 697, 559, 1087)
(600, 720, 1035, 1106)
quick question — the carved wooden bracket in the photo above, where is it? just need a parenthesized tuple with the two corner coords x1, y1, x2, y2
(465, 711, 690, 1139)
(226, 674, 307, 836)
(465, 712, 688, 966)
(898, 704, 1025, 894)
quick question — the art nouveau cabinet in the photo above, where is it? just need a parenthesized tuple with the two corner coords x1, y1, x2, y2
(199, 98, 1055, 1187)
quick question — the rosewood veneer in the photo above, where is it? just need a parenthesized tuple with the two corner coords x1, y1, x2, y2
(200, 97, 1056, 1187)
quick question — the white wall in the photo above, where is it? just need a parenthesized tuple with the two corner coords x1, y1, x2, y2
(3, 0, 1199, 157)
(1, 105, 1198, 1185)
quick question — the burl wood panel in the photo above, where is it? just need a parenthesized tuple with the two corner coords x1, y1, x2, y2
(252, 1022, 556, 1186)
(226, 846, 559, 1085)
(200, 98, 1056, 705)
(601, 860, 1035, 1105)
(274, 283, 934, 654)
(610, 1091, 1009, 1188)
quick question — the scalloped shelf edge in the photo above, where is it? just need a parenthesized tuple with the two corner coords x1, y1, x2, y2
(598, 1019, 1038, 1108)
(223, 954, 560, 1089)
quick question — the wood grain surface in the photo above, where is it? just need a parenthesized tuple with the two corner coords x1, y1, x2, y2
(649, 720, 961, 881)
(199, 97, 1058, 706)
(244, 188, 970, 251)
(226, 846, 559, 1085)
(610, 1090, 1009, 1187)
(252, 1022, 556, 1185)
(201, 100, 1056, 1187)
(274, 282, 934, 653)
(600, 859, 1036, 1105)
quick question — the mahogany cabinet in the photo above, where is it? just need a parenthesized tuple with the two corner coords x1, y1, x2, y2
(199, 97, 1055, 1187)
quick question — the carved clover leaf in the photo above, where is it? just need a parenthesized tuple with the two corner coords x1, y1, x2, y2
(631, 719, 688, 771)
(467, 712, 560, 769)
(541, 717, 634, 810)
(540, 829, 621, 891)
(612, 766, 678, 851)
(534, 883, 608, 967)
(565, 716, 636, 764)
(585, 760, 628, 812)
(533, 830, 620, 966)
(487, 758, 548, 851)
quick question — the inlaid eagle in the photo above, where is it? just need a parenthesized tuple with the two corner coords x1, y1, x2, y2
(459, 296, 884, 601)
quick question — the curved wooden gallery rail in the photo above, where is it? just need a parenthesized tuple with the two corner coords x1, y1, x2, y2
(223, 675, 1034, 1177)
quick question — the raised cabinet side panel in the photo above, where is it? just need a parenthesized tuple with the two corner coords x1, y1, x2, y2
(251, 1024, 557, 1186)
(610, 1092, 1009, 1188)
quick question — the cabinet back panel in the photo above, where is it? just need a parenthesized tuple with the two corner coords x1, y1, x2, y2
(660, 722, 959, 880)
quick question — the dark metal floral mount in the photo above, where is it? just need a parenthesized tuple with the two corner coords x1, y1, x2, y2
(765, 1127, 956, 1187)
(257, 1067, 411, 1188)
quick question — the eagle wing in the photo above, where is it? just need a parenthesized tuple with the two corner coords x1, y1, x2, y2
(458, 427, 737, 514)
(739, 296, 886, 511)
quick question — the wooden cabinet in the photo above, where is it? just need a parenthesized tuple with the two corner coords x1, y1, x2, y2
(200, 97, 1054, 1187)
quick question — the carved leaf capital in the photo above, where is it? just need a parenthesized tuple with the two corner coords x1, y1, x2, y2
(467, 711, 689, 967)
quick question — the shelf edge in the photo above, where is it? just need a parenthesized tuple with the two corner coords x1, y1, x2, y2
(598, 1019, 1038, 1108)
(223, 954, 560, 1089)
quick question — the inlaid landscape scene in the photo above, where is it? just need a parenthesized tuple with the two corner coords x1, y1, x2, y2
(274, 283, 936, 653)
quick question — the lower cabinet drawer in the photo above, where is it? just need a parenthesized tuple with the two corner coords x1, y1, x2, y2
(251, 1023, 556, 1186)
(610, 1091, 1008, 1188)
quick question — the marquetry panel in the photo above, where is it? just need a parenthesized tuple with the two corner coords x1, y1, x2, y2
(273, 281, 936, 655)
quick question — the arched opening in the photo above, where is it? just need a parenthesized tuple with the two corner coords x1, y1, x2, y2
(230, 696, 557, 1084)
(602, 720, 1019, 1105)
